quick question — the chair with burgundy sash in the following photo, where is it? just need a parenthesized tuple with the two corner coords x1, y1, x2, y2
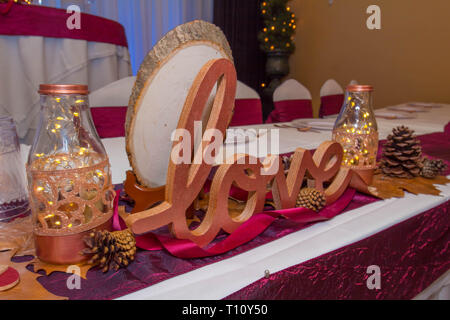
(266, 79, 313, 123)
(319, 79, 345, 118)
(89, 76, 136, 138)
(229, 81, 263, 127)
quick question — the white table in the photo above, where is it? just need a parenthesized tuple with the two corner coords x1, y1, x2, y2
(102, 102, 450, 186)
(0, 36, 131, 142)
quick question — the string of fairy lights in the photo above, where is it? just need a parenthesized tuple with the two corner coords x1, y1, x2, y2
(0, 0, 33, 5)
(258, 0, 297, 89)
(258, 0, 297, 54)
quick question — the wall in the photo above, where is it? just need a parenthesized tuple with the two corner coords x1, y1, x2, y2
(290, 0, 450, 116)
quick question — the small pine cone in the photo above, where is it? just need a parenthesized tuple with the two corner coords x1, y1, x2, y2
(296, 188, 326, 212)
(421, 158, 448, 179)
(83, 229, 136, 273)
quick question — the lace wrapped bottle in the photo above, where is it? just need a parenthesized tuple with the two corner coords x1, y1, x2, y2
(27, 85, 115, 264)
(332, 85, 378, 184)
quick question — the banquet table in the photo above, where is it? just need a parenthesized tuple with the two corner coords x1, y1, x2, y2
(18, 102, 450, 300)
(0, 3, 132, 142)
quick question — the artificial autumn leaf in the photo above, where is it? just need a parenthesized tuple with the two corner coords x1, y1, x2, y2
(0, 250, 67, 300)
(369, 174, 450, 200)
(195, 193, 247, 219)
(28, 259, 92, 280)
(0, 215, 34, 256)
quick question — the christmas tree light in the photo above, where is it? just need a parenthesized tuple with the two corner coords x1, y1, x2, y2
(258, 0, 297, 53)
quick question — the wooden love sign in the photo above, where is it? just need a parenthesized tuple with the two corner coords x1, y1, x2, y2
(125, 58, 369, 247)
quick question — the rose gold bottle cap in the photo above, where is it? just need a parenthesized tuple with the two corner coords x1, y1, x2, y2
(39, 84, 89, 95)
(346, 85, 373, 92)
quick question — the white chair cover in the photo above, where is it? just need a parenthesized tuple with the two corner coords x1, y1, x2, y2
(273, 79, 312, 102)
(320, 79, 344, 97)
(89, 76, 136, 107)
(236, 80, 260, 100)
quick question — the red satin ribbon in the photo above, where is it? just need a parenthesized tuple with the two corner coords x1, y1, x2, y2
(113, 188, 356, 259)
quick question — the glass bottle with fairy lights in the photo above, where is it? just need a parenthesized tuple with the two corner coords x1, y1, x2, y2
(332, 85, 378, 184)
(27, 85, 115, 265)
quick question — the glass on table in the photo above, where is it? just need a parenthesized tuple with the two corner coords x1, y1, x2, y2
(332, 85, 379, 169)
(0, 116, 30, 222)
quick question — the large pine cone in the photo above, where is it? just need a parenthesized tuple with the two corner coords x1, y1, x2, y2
(380, 126, 423, 179)
(83, 229, 136, 273)
(421, 158, 448, 179)
(296, 188, 326, 212)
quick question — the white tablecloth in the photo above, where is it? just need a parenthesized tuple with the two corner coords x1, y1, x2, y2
(0, 35, 132, 142)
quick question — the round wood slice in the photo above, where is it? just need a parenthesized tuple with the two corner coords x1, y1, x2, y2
(0, 265, 20, 291)
(125, 20, 234, 188)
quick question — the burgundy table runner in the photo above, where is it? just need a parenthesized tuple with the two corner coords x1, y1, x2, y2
(0, 3, 128, 47)
(31, 129, 449, 299)
(225, 200, 449, 300)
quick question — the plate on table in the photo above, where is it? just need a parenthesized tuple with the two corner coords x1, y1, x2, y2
(388, 105, 429, 113)
(291, 119, 335, 131)
(375, 111, 416, 120)
(407, 102, 442, 109)
(224, 129, 266, 145)
(125, 21, 233, 188)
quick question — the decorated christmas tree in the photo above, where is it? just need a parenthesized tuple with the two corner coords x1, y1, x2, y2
(0, 0, 33, 5)
(258, 0, 297, 53)
(0, 0, 33, 13)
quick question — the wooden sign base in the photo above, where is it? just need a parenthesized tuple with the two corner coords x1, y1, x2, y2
(124, 170, 197, 219)
(124, 171, 166, 214)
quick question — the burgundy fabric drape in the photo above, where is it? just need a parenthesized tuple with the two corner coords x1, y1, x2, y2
(0, 3, 128, 47)
(319, 94, 345, 118)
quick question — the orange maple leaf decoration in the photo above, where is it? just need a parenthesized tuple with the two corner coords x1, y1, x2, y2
(0, 250, 67, 300)
(369, 174, 450, 200)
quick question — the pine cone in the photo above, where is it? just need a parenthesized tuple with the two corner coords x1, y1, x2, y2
(83, 229, 136, 273)
(421, 158, 448, 179)
(380, 126, 423, 179)
(296, 188, 326, 212)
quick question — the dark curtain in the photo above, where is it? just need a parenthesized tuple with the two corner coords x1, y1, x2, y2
(214, 0, 271, 119)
